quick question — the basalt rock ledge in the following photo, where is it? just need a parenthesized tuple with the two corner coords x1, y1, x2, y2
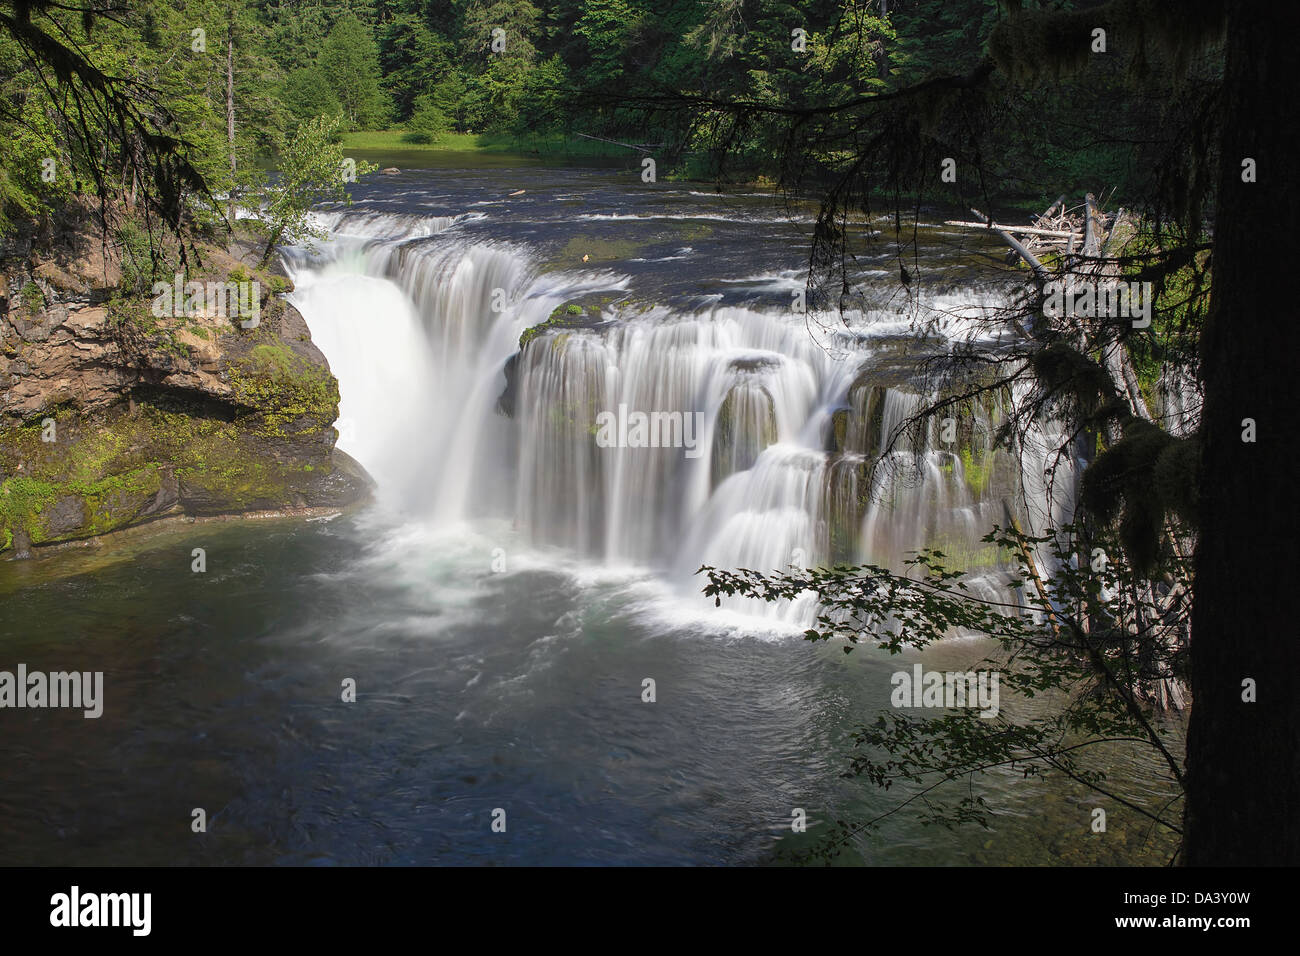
(0, 214, 372, 558)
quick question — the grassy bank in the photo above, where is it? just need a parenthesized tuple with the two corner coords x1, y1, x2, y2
(340, 130, 630, 163)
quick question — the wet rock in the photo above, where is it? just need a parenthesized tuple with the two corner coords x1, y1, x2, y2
(139, 468, 181, 517)
(10, 530, 32, 559)
(496, 352, 519, 419)
(45, 495, 86, 535)
(713, 383, 778, 486)
(728, 356, 781, 373)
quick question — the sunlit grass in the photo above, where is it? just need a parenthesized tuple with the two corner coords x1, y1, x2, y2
(340, 129, 627, 159)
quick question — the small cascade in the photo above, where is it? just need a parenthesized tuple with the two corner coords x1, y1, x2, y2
(678, 443, 829, 621)
(306, 209, 475, 240)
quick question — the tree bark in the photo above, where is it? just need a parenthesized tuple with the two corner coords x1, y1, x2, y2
(1183, 0, 1300, 865)
(226, 23, 237, 229)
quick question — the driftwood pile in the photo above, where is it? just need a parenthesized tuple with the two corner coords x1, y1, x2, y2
(945, 192, 1134, 278)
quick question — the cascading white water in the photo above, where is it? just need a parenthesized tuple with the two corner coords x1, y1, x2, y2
(288, 210, 1076, 628)
(286, 213, 627, 523)
(516, 306, 829, 568)
(288, 255, 440, 509)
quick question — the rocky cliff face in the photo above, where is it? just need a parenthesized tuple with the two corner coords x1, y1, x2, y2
(0, 214, 371, 558)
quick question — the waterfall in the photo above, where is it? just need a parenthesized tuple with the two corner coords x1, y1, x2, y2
(288, 211, 1076, 628)
(288, 258, 439, 509)
(287, 217, 627, 523)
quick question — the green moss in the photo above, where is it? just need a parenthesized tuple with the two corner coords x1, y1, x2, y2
(79, 466, 163, 536)
(0, 476, 58, 541)
(226, 338, 340, 437)
(676, 222, 715, 241)
(0, 463, 164, 545)
(1123, 236, 1210, 403)
(927, 532, 1015, 573)
(0, 409, 157, 546)
(0, 372, 339, 553)
(19, 282, 45, 314)
(960, 447, 995, 498)
(143, 400, 330, 509)
(518, 301, 602, 351)
(556, 236, 645, 263)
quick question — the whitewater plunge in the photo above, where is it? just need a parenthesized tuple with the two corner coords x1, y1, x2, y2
(285, 201, 1074, 628)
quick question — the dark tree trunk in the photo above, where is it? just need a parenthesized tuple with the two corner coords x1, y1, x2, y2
(1183, 0, 1300, 865)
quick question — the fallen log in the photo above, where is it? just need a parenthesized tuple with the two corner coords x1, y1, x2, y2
(943, 220, 1079, 240)
(969, 208, 1050, 281)
(1003, 504, 1062, 638)
(1039, 194, 1066, 222)
(575, 132, 663, 152)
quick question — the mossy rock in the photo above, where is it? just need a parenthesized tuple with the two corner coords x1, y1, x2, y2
(517, 300, 606, 351)
(554, 236, 646, 264)
(823, 455, 873, 565)
(0, 207, 368, 558)
(712, 384, 778, 486)
(0, 395, 369, 556)
(826, 406, 851, 455)
(223, 335, 341, 440)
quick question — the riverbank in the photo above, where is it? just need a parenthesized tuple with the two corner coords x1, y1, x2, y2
(341, 130, 628, 163)
(339, 130, 785, 186)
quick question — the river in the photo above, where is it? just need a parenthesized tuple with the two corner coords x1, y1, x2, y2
(0, 158, 1181, 865)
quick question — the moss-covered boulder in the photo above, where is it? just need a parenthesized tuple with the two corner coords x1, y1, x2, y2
(517, 301, 606, 352)
(1, 220, 372, 557)
(499, 299, 619, 419)
(0, 381, 370, 554)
